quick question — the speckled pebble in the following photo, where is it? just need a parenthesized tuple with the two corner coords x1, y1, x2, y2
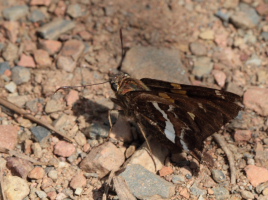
(213, 187, 230, 200)
(11, 66, 31, 85)
(172, 175, 185, 184)
(48, 170, 58, 180)
(212, 170, 226, 183)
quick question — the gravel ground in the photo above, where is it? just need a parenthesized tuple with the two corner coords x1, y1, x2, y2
(0, 0, 268, 200)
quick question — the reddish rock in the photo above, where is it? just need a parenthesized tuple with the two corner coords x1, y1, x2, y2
(109, 114, 132, 143)
(57, 55, 76, 72)
(2, 21, 19, 43)
(47, 191, 57, 200)
(34, 49, 52, 68)
(69, 172, 87, 189)
(6, 157, 34, 179)
(24, 139, 33, 154)
(245, 165, 268, 187)
(54, 141, 76, 157)
(234, 130, 252, 142)
(41, 176, 54, 189)
(180, 187, 190, 199)
(78, 30, 92, 41)
(66, 90, 79, 106)
(18, 54, 36, 68)
(39, 40, 62, 55)
(28, 167, 45, 179)
(60, 39, 85, 60)
(159, 166, 174, 177)
(244, 88, 268, 116)
(30, 0, 51, 6)
(80, 142, 125, 178)
(256, 3, 268, 16)
(212, 69, 226, 87)
(0, 125, 19, 150)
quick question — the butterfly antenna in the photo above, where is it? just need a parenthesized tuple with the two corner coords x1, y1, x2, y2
(118, 29, 126, 69)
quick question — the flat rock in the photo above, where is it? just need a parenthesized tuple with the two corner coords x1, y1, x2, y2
(3, 5, 29, 21)
(243, 88, 268, 116)
(119, 164, 175, 199)
(69, 172, 87, 189)
(3, 176, 30, 200)
(80, 142, 125, 178)
(34, 49, 52, 68)
(11, 66, 31, 85)
(18, 54, 36, 68)
(28, 167, 45, 179)
(31, 126, 51, 142)
(245, 165, 268, 187)
(234, 130, 252, 142)
(0, 125, 19, 150)
(192, 56, 213, 78)
(2, 42, 18, 62)
(121, 46, 190, 84)
(54, 141, 76, 157)
(6, 157, 34, 179)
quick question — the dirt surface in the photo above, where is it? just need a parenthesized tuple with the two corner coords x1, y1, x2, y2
(0, 0, 268, 200)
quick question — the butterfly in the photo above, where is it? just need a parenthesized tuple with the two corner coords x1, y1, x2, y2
(109, 72, 242, 160)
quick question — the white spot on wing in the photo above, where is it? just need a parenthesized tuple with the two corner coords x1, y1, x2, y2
(180, 129, 189, 151)
(152, 102, 176, 143)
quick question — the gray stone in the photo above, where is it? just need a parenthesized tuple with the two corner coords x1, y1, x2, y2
(31, 126, 51, 142)
(212, 170, 226, 183)
(240, 190, 255, 199)
(37, 19, 75, 39)
(215, 10, 230, 22)
(48, 170, 58, 180)
(119, 164, 175, 199)
(261, 32, 268, 41)
(25, 99, 39, 113)
(190, 184, 207, 196)
(192, 56, 213, 78)
(189, 42, 207, 56)
(45, 99, 64, 113)
(11, 66, 31, 85)
(121, 46, 190, 84)
(3, 5, 29, 21)
(172, 175, 185, 184)
(87, 123, 109, 139)
(2, 43, 18, 62)
(28, 10, 46, 22)
(0, 62, 10, 74)
(246, 55, 262, 67)
(5, 81, 17, 93)
(67, 4, 83, 18)
(213, 187, 230, 200)
(35, 190, 47, 198)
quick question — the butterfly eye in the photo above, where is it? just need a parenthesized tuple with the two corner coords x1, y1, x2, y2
(111, 81, 119, 91)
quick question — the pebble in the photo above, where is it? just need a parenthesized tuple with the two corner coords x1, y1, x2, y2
(245, 56, 262, 67)
(74, 132, 87, 146)
(199, 30, 214, 40)
(256, 3, 268, 16)
(37, 19, 75, 39)
(211, 170, 226, 183)
(189, 42, 207, 56)
(2, 42, 19, 62)
(2, 21, 19, 43)
(190, 184, 207, 196)
(223, 0, 239, 8)
(25, 99, 39, 113)
(28, 9, 46, 22)
(39, 39, 62, 55)
(213, 187, 230, 200)
(6, 157, 34, 179)
(121, 46, 190, 84)
(234, 130, 252, 142)
(7, 95, 30, 107)
(31, 0, 52, 6)
(0, 62, 10, 74)
(0, 125, 19, 150)
(119, 164, 175, 199)
(57, 55, 77, 72)
(80, 142, 125, 178)
(3, 5, 29, 21)
(261, 32, 268, 41)
(66, 90, 79, 106)
(243, 88, 268, 116)
(240, 190, 255, 199)
(212, 69, 226, 87)
(11, 66, 31, 85)
(75, 187, 83, 195)
(47, 170, 58, 180)
(67, 4, 83, 18)
(215, 10, 230, 22)
(4, 175, 30, 200)
(31, 126, 51, 142)
(28, 167, 45, 179)
(5, 81, 17, 93)
(192, 56, 213, 78)
(32, 143, 43, 158)
(159, 166, 174, 177)
(256, 182, 268, 194)
(36, 190, 47, 198)
(245, 165, 268, 187)
(87, 123, 110, 139)
(34, 49, 52, 68)
(70, 172, 87, 189)
(18, 54, 36, 68)
(54, 141, 76, 157)
(172, 175, 185, 184)
(45, 99, 64, 113)
(60, 39, 85, 61)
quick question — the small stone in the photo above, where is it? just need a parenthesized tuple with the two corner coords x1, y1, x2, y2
(110, 114, 132, 143)
(3, 176, 30, 200)
(34, 49, 52, 68)
(80, 142, 125, 178)
(37, 19, 75, 39)
(2, 43, 19, 62)
(213, 187, 229, 200)
(3, 5, 29, 21)
(70, 172, 87, 189)
(11, 66, 31, 85)
(57, 55, 77, 72)
(245, 56, 262, 67)
(199, 30, 214, 40)
(66, 90, 79, 106)
(7, 95, 29, 107)
(28, 167, 45, 179)
(47, 170, 58, 180)
(211, 170, 226, 183)
(32, 143, 43, 158)
(159, 166, 174, 177)
(31, 0, 51, 6)
(74, 132, 87, 146)
(75, 187, 83, 195)
(28, 9, 47, 23)
(60, 39, 85, 61)
(5, 81, 17, 93)
(67, 4, 83, 18)
(36, 190, 47, 198)
(31, 126, 51, 142)
(215, 10, 230, 22)
(240, 190, 255, 199)
(261, 32, 268, 41)
(223, 0, 239, 8)
(54, 141, 76, 157)
(39, 40, 62, 55)
(172, 175, 185, 184)
(87, 123, 110, 139)
(189, 42, 207, 56)
(47, 191, 57, 200)
(119, 164, 175, 199)
(192, 56, 213, 78)
(45, 99, 64, 113)
(2, 21, 19, 43)
(256, 3, 268, 16)
(256, 181, 268, 194)
(245, 165, 268, 187)
(18, 54, 36, 68)
(6, 157, 34, 179)
(0, 125, 19, 150)
(243, 88, 268, 116)
(212, 70, 226, 88)
(190, 184, 207, 196)
(180, 187, 190, 199)
(234, 130, 252, 142)
(0, 62, 10, 74)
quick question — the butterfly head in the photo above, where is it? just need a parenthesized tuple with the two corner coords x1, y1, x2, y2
(109, 72, 130, 92)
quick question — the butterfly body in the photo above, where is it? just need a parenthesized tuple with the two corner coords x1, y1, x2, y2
(110, 72, 242, 155)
